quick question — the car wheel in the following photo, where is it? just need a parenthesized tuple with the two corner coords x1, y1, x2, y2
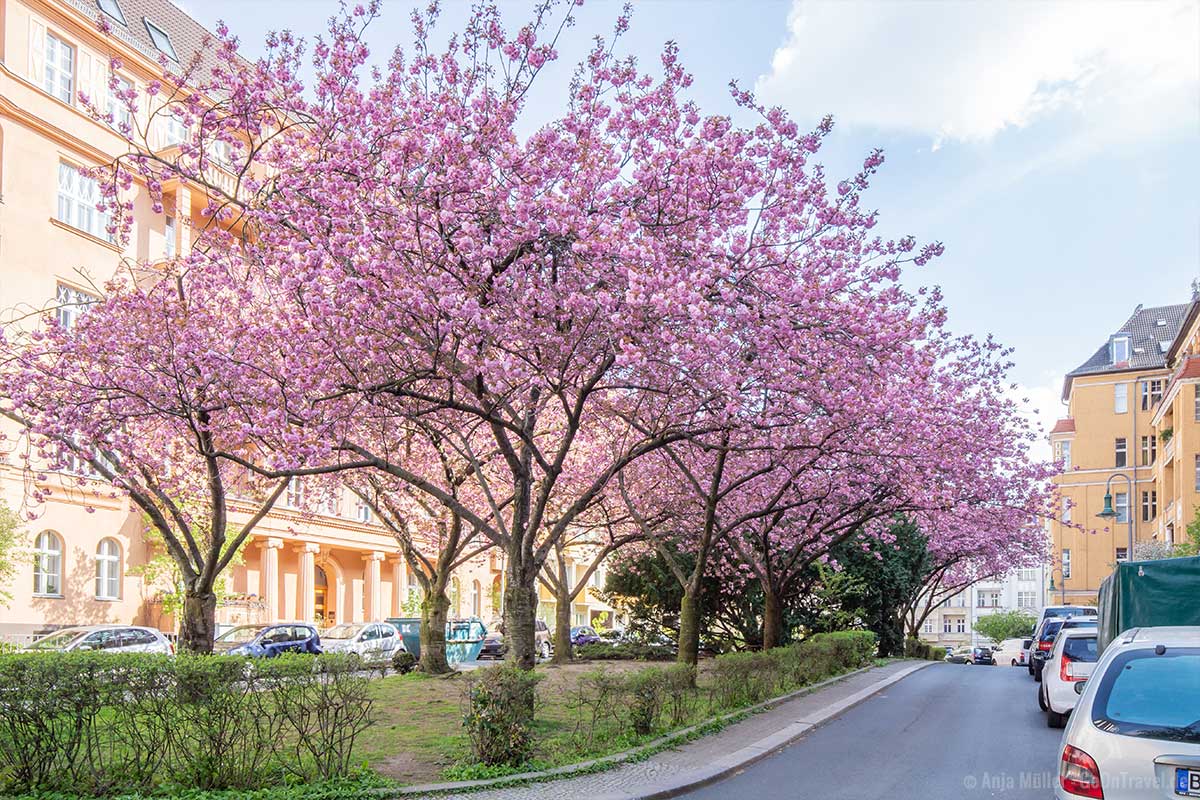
(540, 641, 551, 660)
(1034, 668, 1042, 683)
(1038, 686, 1048, 711)
(1047, 709, 1067, 729)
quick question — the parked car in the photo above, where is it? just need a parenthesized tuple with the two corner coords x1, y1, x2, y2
(1055, 626, 1200, 800)
(570, 625, 602, 647)
(26, 625, 173, 654)
(1038, 628, 1098, 728)
(478, 619, 554, 660)
(970, 646, 995, 665)
(1031, 606, 1097, 674)
(1032, 616, 1097, 681)
(944, 647, 970, 664)
(319, 622, 404, 664)
(995, 637, 1032, 666)
(212, 623, 321, 658)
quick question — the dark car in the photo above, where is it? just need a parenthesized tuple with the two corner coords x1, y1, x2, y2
(970, 646, 995, 665)
(570, 626, 602, 646)
(478, 619, 553, 660)
(212, 623, 321, 658)
(1030, 617, 1096, 681)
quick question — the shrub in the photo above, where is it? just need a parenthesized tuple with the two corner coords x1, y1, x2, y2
(661, 663, 696, 727)
(391, 650, 417, 674)
(576, 642, 675, 661)
(566, 666, 625, 749)
(930, 646, 947, 661)
(462, 663, 541, 766)
(710, 651, 778, 709)
(904, 637, 932, 660)
(624, 668, 666, 736)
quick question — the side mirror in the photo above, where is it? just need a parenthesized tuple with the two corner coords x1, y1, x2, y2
(1074, 680, 1088, 695)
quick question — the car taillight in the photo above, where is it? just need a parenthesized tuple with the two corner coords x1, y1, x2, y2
(1061, 744, 1103, 798)
(1060, 654, 1085, 681)
(1039, 640, 1053, 651)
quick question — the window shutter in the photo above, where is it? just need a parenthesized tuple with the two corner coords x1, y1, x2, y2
(28, 18, 46, 85)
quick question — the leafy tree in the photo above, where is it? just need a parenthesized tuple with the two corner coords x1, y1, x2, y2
(0, 500, 24, 606)
(974, 609, 1037, 643)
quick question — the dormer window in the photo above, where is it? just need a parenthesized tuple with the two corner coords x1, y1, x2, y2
(97, 0, 126, 25)
(1111, 335, 1131, 364)
(144, 18, 178, 61)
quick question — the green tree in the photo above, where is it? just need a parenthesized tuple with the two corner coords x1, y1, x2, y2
(0, 500, 25, 605)
(974, 609, 1037, 643)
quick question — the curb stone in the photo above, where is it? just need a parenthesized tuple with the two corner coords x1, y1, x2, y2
(388, 659, 931, 798)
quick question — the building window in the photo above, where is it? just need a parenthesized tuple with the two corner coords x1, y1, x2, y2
(1115, 492, 1129, 524)
(1141, 435, 1157, 466)
(922, 618, 933, 634)
(1195, 454, 1200, 492)
(1115, 547, 1129, 562)
(97, 0, 127, 25)
(1018, 568, 1037, 582)
(1062, 549, 1072, 579)
(955, 617, 966, 634)
(95, 538, 121, 599)
(33, 531, 63, 596)
(1142, 379, 1164, 410)
(1111, 336, 1130, 364)
(471, 580, 481, 617)
(160, 114, 190, 147)
(107, 74, 133, 131)
(143, 18, 178, 60)
(1054, 440, 1072, 470)
(284, 477, 305, 508)
(943, 617, 952, 634)
(55, 283, 98, 330)
(57, 162, 112, 241)
(1017, 591, 1037, 608)
(1115, 438, 1128, 468)
(1194, 384, 1200, 422)
(1114, 383, 1128, 413)
(44, 33, 74, 104)
(1142, 490, 1158, 522)
(1062, 497, 1072, 524)
(164, 215, 177, 258)
(977, 590, 1000, 608)
(354, 497, 373, 524)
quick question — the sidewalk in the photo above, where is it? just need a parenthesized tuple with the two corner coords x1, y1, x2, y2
(400, 659, 930, 800)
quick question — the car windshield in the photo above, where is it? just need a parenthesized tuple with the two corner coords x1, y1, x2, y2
(1046, 607, 1096, 619)
(323, 624, 365, 640)
(215, 626, 264, 643)
(29, 629, 87, 650)
(1094, 648, 1200, 742)
(1062, 636, 1097, 661)
(1041, 621, 1065, 641)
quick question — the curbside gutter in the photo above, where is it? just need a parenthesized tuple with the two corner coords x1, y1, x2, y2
(390, 659, 932, 798)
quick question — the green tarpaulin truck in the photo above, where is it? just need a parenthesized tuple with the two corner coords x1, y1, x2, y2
(1097, 554, 1200, 652)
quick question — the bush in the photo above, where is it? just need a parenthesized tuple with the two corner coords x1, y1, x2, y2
(462, 663, 541, 766)
(624, 668, 666, 736)
(904, 637, 933, 660)
(661, 663, 696, 727)
(930, 646, 947, 661)
(0, 651, 374, 795)
(391, 650, 417, 674)
(576, 642, 676, 661)
(566, 667, 625, 749)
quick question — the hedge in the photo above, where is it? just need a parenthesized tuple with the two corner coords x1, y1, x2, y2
(0, 652, 374, 796)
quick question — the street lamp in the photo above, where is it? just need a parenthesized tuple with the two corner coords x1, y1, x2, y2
(1047, 567, 1066, 605)
(1096, 473, 1135, 563)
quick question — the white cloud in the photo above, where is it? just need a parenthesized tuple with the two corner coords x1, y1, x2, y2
(756, 1, 1199, 148)
(1013, 373, 1067, 464)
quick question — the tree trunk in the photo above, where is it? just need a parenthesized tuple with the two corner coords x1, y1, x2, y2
(180, 587, 217, 654)
(551, 589, 573, 664)
(677, 586, 701, 667)
(761, 584, 783, 651)
(419, 591, 452, 674)
(504, 564, 538, 671)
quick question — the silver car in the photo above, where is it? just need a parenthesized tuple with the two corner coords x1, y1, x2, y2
(1056, 626, 1200, 799)
(318, 622, 404, 664)
(26, 625, 174, 654)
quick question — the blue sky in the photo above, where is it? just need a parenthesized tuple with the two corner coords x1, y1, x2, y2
(185, 0, 1200, 448)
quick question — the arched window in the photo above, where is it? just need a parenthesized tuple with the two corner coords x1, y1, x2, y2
(95, 538, 121, 600)
(33, 531, 63, 596)
(471, 580, 481, 617)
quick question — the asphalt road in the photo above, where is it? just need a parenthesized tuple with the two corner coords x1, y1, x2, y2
(680, 662, 1064, 799)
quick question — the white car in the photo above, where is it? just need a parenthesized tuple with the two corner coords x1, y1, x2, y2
(997, 637, 1032, 666)
(1055, 626, 1200, 800)
(318, 622, 405, 664)
(1039, 628, 1098, 728)
(26, 625, 174, 654)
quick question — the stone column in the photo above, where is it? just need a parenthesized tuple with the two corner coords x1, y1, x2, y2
(262, 538, 283, 623)
(297, 543, 320, 623)
(364, 551, 384, 621)
(390, 557, 405, 616)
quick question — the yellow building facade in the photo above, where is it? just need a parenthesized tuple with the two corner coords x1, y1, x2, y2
(1049, 303, 1190, 603)
(1150, 300, 1200, 546)
(0, 0, 616, 641)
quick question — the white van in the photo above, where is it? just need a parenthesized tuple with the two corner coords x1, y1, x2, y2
(995, 637, 1031, 666)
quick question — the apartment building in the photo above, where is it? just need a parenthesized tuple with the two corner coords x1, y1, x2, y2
(917, 567, 1047, 649)
(1048, 303, 1190, 603)
(1150, 299, 1200, 546)
(0, 0, 618, 640)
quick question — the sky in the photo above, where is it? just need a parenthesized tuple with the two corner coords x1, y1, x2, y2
(183, 0, 1200, 454)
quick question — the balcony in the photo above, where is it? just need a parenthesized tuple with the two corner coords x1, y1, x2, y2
(1164, 436, 1176, 465)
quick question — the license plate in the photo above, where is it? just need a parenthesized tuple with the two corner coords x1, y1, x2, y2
(1175, 768, 1200, 797)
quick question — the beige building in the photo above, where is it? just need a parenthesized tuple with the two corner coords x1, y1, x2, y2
(0, 0, 616, 641)
(1049, 303, 1190, 603)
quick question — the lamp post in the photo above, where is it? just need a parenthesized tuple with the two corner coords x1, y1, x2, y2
(1047, 567, 1066, 605)
(1096, 472, 1135, 562)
